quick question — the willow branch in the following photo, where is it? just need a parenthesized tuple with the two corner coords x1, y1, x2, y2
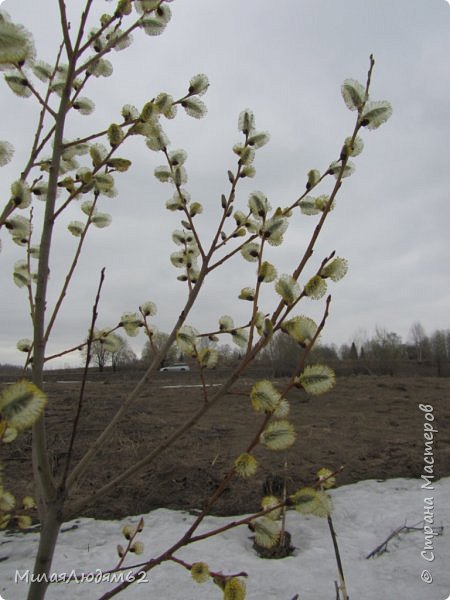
(59, 268, 105, 490)
(32, 50, 78, 513)
(58, 0, 73, 59)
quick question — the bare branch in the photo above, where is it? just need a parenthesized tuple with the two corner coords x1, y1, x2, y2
(59, 268, 106, 490)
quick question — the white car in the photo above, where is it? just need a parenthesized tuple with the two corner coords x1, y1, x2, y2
(159, 364, 190, 372)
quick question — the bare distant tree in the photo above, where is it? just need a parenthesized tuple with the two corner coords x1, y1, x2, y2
(364, 327, 404, 375)
(261, 331, 302, 377)
(217, 343, 237, 364)
(349, 342, 359, 361)
(430, 329, 449, 376)
(80, 333, 135, 372)
(409, 322, 430, 362)
(141, 331, 178, 368)
(89, 339, 109, 372)
(110, 335, 137, 371)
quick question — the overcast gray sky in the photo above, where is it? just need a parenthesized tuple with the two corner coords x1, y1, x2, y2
(1, 0, 449, 367)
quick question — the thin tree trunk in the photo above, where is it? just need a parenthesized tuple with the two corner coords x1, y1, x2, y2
(26, 502, 63, 600)
(28, 20, 76, 597)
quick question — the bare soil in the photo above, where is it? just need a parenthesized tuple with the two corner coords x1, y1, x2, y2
(2, 372, 450, 519)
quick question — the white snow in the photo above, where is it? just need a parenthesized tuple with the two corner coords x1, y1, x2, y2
(1, 477, 448, 600)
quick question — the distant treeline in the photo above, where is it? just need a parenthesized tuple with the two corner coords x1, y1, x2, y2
(1, 322, 448, 379)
